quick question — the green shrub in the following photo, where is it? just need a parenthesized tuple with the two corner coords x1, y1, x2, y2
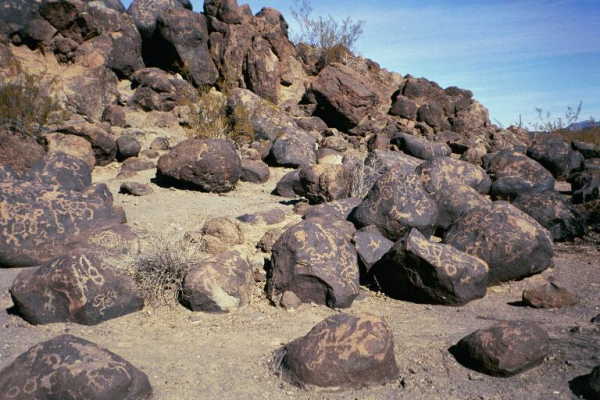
(0, 71, 66, 136)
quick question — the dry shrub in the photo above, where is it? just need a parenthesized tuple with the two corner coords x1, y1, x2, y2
(130, 236, 205, 307)
(185, 87, 254, 144)
(0, 70, 66, 136)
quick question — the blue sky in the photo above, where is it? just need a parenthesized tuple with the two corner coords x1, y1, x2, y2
(122, 0, 600, 127)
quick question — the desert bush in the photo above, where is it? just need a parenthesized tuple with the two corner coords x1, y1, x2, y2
(185, 87, 254, 144)
(130, 236, 204, 307)
(290, 0, 364, 51)
(0, 71, 66, 136)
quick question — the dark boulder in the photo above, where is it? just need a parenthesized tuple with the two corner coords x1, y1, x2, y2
(157, 138, 241, 192)
(128, 0, 189, 39)
(445, 202, 554, 284)
(240, 159, 270, 183)
(278, 313, 399, 389)
(389, 94, 417, 119)
(0, 126, 47, 173)
(268, 218, 359, 308)
(374, 229, 488, 305)
(116, 135, 141, 161)
(527, 133, 583, 179)
(303, 197, 362, 221)
(391, 132, 451, 160)
(0, 334, 152, 399)
(353, 225, 394, 273)
(10, 250, 144, 325)
(309, 64, 380, 131)
(432, 183, 492, 231)
(182, 251, 253, 313)
(102, 104, 127, 127)
(452, 321, 550, 377)
(154, 8, 218, 86)
(130, 67, 196, 112)
(30, 151, 93, 192)
(299, 164, 351, 204)
(350, 168, 439, 241)
(513, 191, 586, 241)
(572, 140, 600, 159)
(0, 177, 131, 268)
(569, 170, 600, 204)
(416, 156, 491, 194)
(53, 120, 117, 166)
(268, 130, 316, 168)
(483, 151, 555, 199)
(274, 170, 303, 198)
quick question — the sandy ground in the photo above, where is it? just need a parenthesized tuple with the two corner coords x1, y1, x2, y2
(1, 165, 600, 400)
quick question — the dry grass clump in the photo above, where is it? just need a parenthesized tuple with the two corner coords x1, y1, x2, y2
(0, 71, 66, 136)
(185, 87, 254, 144)
(130, 236, 204, 307)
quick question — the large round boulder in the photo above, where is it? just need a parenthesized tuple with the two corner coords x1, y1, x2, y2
(298, 163, 351, 204)
(10, 251, 144, 325)
(527, 133, 583, 179)
(0, 334, 152, 399)
(157, 138, 241, 192)
(268, 218, 359, 308)
(277, 313, 399, 389)
(373, 229, 489, 305)
(445, 202, 554, 284)
(350, 168, 439, 241)
(416, 156, 491, 194)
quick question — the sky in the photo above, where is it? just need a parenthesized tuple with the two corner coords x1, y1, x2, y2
(122, 0, 600, 127)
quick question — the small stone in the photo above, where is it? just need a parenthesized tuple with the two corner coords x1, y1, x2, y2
(116, 135, 141, 161)
(280, 291, 301, 310)
(150, 136, 170, 150)
(120, 182, 154, 196)
(522, 282, 578, 309)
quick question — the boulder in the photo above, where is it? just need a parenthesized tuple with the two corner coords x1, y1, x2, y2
(0, 334, 152, 399)
(374, 229, 488, 305)
(274, 170, 303, 198)
(237, 209, 285, 225)
(53, 120, 117, 166)
(512, 191, 586, 241)
(416, 157, 491, 194)
(268, 218, 359, 308)
(445, 202, 554, 284)
(303, 197, 362, 221)
(350, 168, 439, 241)
(45, 132, 96, 168)
(309, 64, 380, 131)
(569, 170, 600, 204)
(353, 225, 394, 273)
(522, 282, 578, 309)
(201, 217, 244, 246)
(157, 138, 241, 192)
(130, 67, 196, 112)
(128, 0, 190, 39)
(10, 251, 143, 325)
(452, 321, 550, 377)
(181, 251, 253, 313)
(0, 126, 46, 173)
(429, 183, 492, 231)
(0, 175, 130, 268)
(583, 366, 600, 398)
(364, 149, 423, 176)
(268, 130, 317, 168)
(298, 164, 351, 204)
(483, 151, 555, 199)
(149, 136, 170, 150)
(240, 159, 270, 183)
(30, 151, 93, 192)
(116, 135, 141, 161)
(572, 140, 600, 159)
(154, 8, 218, 86)
(389, 94, 417, 119)
(527, 133, 583, 179)
(278, 313, 399, 389)
(391, 132, 451, 160)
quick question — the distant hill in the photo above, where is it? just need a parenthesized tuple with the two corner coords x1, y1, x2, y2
(568, 120, 600, 131)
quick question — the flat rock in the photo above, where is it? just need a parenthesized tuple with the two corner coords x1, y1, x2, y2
(120, 182, 153, 196)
